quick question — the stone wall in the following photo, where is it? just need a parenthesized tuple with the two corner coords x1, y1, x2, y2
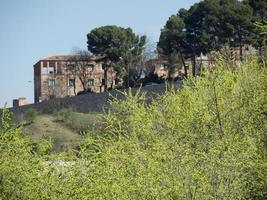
(7, 81, 182, 122)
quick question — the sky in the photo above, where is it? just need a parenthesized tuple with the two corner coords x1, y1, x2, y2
(0, 0, 199, 107)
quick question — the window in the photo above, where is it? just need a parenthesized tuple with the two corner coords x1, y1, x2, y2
(57, 64, 62, 74)
(49, 95, 55, 99)
(48, 66, 55, 74)
(87, 79, 94, 86)
(48, 62, 56, 73)
(42, 66, 48, 74)
(48, 78, 56, 86)
(87, 64, 94, 71)
(68, 79, 75, 87)
(67, 63, 75, 70)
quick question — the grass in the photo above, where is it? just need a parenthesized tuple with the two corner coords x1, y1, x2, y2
(22, 111, 102, 152)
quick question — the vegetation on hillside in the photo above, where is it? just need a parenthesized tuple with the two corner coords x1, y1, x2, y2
(21, 109, 101, 152)
(0, 57, 266, 199)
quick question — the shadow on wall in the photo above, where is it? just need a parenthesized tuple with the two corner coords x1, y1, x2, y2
(5, 81, 182, 122)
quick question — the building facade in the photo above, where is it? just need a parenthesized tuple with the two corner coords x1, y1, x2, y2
(34, 55, 116, 103)
(145, 45, 255, 80)
(13, 97, 27, 107)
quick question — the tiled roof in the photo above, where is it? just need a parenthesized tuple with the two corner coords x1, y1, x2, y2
(42, 55, 76, 61)
(41, 54, 106, 61)
(34, 54, 106, 66)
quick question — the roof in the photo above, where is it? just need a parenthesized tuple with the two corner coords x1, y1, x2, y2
(34, 54, 106, 66)
(42, 55, 77, 61)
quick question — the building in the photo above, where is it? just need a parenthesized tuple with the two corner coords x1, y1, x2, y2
(145, 45, 255, 79)
(13, 97, 27, 107)
(34, 55, 116, 103)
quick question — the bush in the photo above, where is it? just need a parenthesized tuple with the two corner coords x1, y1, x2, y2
(54, 108, 72, 123)
(24, 108, 37, 123)
(0, 58, 266, 199)
(79, 58, 267, 199)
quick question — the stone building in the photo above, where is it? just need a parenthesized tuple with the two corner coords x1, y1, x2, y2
(13, 97, 27, 107)
(145, 45, 255, 79)
(34, 55, 116, 103)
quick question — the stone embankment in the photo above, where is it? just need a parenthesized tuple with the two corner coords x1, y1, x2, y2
(8, 81, 182, 122)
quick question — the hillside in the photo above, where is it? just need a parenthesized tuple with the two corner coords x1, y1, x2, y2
(22, 110, 102, 152)
(1, 58, 266, 199)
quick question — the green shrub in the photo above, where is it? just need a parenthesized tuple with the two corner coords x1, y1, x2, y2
(79, 58, 267, 199)
(54, 108, 72, 123)
(0, 58, 266, 199)
(24, 108, 37, 123)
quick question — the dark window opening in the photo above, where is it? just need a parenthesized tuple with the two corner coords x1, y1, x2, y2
(87, 64, 94, 71)
(67, 63, 75, 70)
(48, 78, 56, 86)
(68, 79, 75, 87)
(87, 79, 94, 86)
(49, 95, 55, 99)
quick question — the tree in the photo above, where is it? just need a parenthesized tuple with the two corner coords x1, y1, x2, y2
(142, 39, 157, 63)
(87, 25, 146, 88)
(125, 34, 147, 87)
(246, 0, 267, 22)
(158, 2, 221, 77)
(158, 14, 189, 77)
(159, 0, 256, 77)
(218, 0, 253, 61)
(66, 50, 94, 94)
(185, 0, 222, 53)
(245, 0, 267, 57)
(185, 2, 210, 76)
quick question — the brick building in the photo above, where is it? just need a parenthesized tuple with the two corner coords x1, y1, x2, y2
(145, 45, 255, 79)
(34, 55, 116, 103)
(13, 97, 27, 107)
(145, 53, 216, 79)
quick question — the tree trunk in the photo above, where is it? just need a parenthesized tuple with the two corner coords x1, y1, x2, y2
(79, 77, 86, 91)
(73, 79, 77, 96)
(239, 40, 243, 63)
(238, 25, 243, 62)
(104, 60, 112, 90)
(104, 67, 107, 90)
(192, 55, 196, 77)
(179, 51, 187, 78)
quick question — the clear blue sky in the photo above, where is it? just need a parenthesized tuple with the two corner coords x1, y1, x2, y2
(0, 0, 199, 107)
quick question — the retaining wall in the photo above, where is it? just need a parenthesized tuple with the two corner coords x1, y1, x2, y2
(7, 81, 182, 122)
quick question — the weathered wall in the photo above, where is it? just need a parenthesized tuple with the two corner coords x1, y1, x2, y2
(34, 55, 120, 104)
(7, 81, 182, 122)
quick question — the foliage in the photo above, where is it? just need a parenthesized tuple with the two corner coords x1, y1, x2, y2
(0, 58, 266, 199)
(87, 25, 146, 81)
(66, 50, 93, 93)
(54, 109, 100, 134)
(79, 58, 267, 199)
(255, 20, 267, 45)
(42, 98, 69, 114)
(158, 0, 266, 76)
(245, 0, 267, 22)
(0, 108, 43, 199)
(158, 13, 189, 77)
(24, 108, 37, 123)
(54, 108, 72, 123)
